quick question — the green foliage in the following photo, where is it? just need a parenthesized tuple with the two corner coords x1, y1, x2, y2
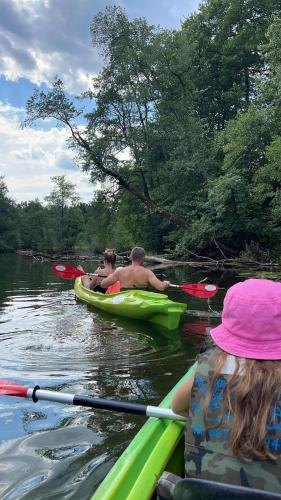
(0, 177, 21, 252)
(78, 192, 114, 252)
(181, 0, 280, 129)
(23, 78, 82, 128)
(44, 176, 82, 253)
(19, 200, 50, 252)
(262, 15, 281, 116)
(15, 2, 281, 259)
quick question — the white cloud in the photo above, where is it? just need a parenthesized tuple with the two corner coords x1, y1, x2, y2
(0, 102, 95, 202)
(0, 0, 201, 93)
(0, 0, 112, 93)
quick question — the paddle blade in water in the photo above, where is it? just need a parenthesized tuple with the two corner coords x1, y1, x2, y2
(183, 321, 210, 336)
(53, 263, 86, 280)
(0, 380, 29, 397)
(180, 283, 218, 299)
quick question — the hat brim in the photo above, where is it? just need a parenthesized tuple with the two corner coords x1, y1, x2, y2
(210, 323, 281, 360)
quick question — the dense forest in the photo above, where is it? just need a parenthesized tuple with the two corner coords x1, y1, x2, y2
(1, 0, 281, 260)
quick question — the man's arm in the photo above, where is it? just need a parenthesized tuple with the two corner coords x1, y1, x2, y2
(100, 269, 120, 288)
(91, 266, 101, 287)
(147, 270, 170, 292)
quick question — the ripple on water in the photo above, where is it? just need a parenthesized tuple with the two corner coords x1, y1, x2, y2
(0, 425, 104, 499)
(1, 291, 183, 383)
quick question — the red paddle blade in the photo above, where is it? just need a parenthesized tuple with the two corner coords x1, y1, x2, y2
(53, 263, 86, 280)
(180, 283, 218, 299)
(0, 380, 29, 397)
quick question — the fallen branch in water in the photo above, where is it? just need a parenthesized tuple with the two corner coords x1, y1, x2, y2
(15, 250, 280, 269)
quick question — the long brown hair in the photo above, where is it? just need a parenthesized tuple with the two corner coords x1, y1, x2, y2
(102, 249, 116, 266)
(203, 348, 281, 463)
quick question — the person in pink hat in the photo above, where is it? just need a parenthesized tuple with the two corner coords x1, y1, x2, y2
(171, 279, 281, 493)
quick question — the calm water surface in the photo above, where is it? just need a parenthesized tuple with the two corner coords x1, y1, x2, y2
(0, 255, 231, 499)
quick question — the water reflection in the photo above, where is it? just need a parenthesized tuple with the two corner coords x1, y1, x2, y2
(182, 320, 210, 336)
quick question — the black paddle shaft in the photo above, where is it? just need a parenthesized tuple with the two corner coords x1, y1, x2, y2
(73, 396, 147, 415)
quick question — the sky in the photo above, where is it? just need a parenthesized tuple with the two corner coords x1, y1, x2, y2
(0, 0, 201, 203)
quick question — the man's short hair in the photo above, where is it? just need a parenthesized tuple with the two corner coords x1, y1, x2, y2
(130, 247, 145, 262)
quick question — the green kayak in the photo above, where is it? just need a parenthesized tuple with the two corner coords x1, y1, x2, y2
(74, 278, 187, 330)
(92, 363, 196, 500)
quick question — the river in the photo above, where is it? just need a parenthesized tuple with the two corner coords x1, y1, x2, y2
(0, 254, 240, 498)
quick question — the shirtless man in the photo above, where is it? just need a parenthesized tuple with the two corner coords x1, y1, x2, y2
(100, 247, 170, 292)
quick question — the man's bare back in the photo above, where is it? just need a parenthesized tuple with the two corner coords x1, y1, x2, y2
(100, 247, 170, 292)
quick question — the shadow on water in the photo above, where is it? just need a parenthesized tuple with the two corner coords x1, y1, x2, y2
(1, 255, 278, 498)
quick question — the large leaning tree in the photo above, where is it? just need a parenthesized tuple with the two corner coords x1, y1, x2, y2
(22, 6, 189, 228)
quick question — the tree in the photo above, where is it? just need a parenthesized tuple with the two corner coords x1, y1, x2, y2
(45, 176, 81, 252)
(22, 9, 188, 227)
(204, 13, 281, 256)
(181, 0, 281, 130)
(19, 200, 50, 251)
(0, 177, 21, 252)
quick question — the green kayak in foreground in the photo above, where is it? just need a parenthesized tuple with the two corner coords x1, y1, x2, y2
(74, 278, 187, 330)
(92, 363, 196, 500)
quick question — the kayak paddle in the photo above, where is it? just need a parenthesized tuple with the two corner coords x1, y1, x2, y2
(0, 380, 185, 421)
(170, 283, 218, 299)
(53, 264, 218, 299)
(53, 263, 100, 280)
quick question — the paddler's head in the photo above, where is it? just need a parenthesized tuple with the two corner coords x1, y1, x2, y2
(103, 249, 117, 267)
(130, 247, 145, 265)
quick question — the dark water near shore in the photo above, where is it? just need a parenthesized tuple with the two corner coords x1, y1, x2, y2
(0, 255, 244, 499)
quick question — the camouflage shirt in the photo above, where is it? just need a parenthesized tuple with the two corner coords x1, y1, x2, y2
(185, 348, 281, 493)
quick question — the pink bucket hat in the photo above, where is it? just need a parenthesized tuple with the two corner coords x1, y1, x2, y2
(210, 279, 281, 360)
